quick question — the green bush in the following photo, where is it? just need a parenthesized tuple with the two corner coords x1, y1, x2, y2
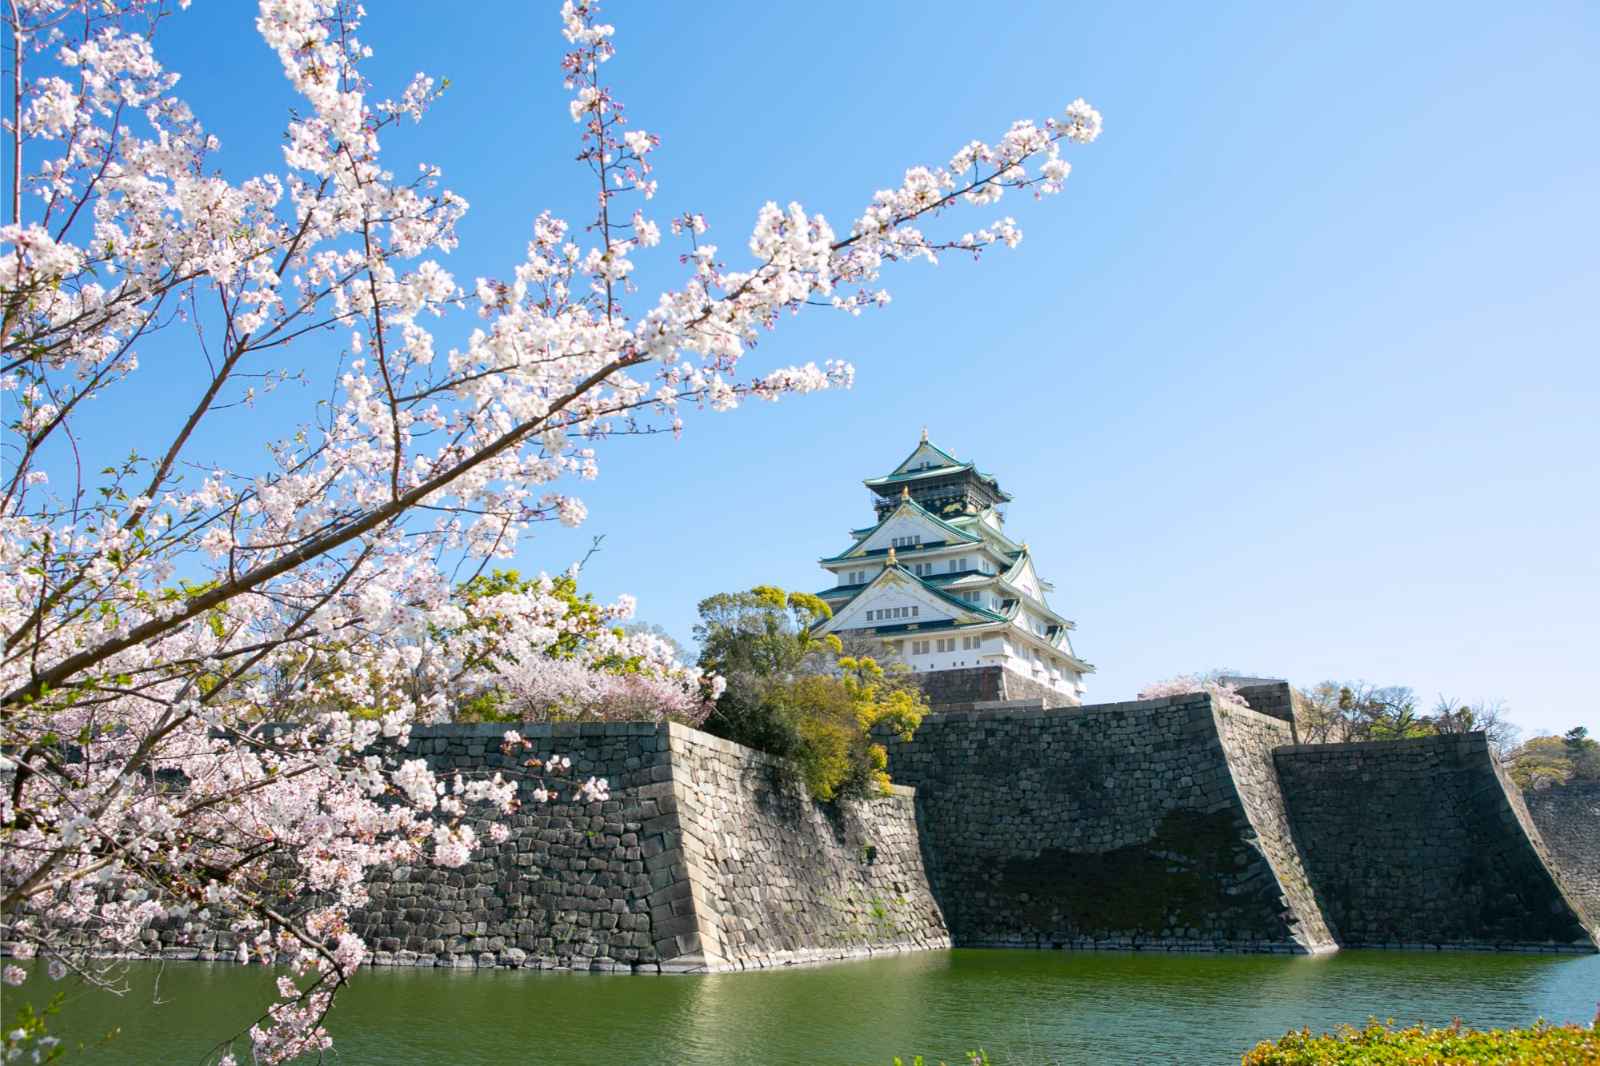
(1242, 1016, 1600, 1064)
(747, 657, 922, 801)
(695, 585, 924, 801)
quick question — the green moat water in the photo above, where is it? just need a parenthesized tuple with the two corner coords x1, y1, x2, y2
(16, 949, 1599, 1065)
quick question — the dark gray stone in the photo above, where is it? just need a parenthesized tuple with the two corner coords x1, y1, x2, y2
(1525, 781, 1600, 921)
(1273, 735, 1596, 949)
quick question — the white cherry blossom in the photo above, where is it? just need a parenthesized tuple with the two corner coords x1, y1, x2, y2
(0, 0, 1098, 1057)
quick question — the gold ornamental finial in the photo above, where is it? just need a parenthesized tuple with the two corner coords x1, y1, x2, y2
(887, 546, 898, 565)
(920, 425, 929, 442)
(901, 485, 910, 501)
(1022, 541, 1030, 552)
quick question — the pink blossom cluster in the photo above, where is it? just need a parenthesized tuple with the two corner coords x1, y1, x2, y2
(441, 576, 720, 723)
(1, 0, 1097, 1056)
(1137, 675, 1250, 712)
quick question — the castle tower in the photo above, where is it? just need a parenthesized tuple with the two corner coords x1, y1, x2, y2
(813, 432, 1092, 707)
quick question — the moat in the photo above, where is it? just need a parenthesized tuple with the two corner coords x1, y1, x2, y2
(24, 950, 1600, 1064)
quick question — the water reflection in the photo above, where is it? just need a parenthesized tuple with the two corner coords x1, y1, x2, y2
(12, 949, 1597, 1065)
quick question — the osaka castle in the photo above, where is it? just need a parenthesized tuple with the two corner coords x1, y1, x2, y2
(814, 433, 1092, 707)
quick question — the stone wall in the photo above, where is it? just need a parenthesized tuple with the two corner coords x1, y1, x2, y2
(1273, 735, 1596, 950)
(883, 694, 1336, 952)
(25, 703, 1598, 970)
(1230, 680, 1300, 732)
(912, 665, 1072, 710)
(356, 722, 673, 970)
(121, 722, 946, 972)
(912, 666, 1004, 707)
(665, 727, 949, 969)
(1209, 705, 1334, 950)
(1522, 781, 1600, 926)
(996, 667, 1077, 708)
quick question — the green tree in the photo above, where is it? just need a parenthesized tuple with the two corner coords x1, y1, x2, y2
(1563, 726, 1600, 778)
(1506, 726, 1600, 790)
(695, 585, 925, 800)
(1339, 683, 1429, 740)
(1426, 696, 1520, 757)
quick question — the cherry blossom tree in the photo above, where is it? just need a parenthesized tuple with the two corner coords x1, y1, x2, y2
(1, 0, 1099, 1058)
(1138, 674, 1249, 711)
(437, 568, 718, 724)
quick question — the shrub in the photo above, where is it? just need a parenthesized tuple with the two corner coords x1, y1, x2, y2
(1241, 1016, 1600, 1065)
(754, 657, 922, 801)
(696, 586, 924, 801)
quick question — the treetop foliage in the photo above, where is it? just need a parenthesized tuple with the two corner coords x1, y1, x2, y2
(695, 584, 925, 801)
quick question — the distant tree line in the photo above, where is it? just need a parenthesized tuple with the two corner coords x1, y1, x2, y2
(1266, 676, 1596, 792)
(1290, 682, 1520, 752)
(1505, 726, 1600, 791)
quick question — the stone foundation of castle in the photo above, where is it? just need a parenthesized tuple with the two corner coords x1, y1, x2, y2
(33, 691, 1599, 971)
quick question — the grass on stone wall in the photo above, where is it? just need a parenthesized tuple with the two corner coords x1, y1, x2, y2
(1241, 1015, 1600, 1064)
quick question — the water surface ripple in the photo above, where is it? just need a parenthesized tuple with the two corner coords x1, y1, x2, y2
(21, 949, 1600, 1064)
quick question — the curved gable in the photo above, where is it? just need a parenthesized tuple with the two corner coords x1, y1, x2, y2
(819, 567, 1000, 634)
(891, 440, 965, 476)
(1005, 553, 1046, 602)
(845, 501, 980, 558)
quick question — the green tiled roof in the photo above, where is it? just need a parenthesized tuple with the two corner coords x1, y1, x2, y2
(820, 568, 992, 602)
(819, 497, 981, 562)
(887, 565, 1008, 623)
(947, 513, 1023, 553)
(863, 463, 973, 486)
(892, 438, 965, 472)
(813, 561, 1008, 634)
(859, 617, 992, 636)
(863, 438, 1010, 500)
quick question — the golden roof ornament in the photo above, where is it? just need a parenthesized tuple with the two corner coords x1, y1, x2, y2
(920, 426, 929, 442)
(887, 546, 897, 565)
(901, 485, 911, 501)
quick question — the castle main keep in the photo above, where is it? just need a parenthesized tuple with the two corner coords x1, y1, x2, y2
(814, 433, 1091, 707)
(73, 441, 1600, 972)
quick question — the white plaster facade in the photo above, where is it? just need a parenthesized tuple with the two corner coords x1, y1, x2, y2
(815, 437, 1092, 702)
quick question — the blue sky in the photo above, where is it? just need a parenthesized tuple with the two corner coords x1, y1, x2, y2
(21, 2, 1599, 737)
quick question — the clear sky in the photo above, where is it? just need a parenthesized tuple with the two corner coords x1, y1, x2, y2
(27, 2, 1599, 738)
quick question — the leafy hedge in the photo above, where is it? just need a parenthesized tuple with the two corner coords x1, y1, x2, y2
(1242, 1016, 1600, 1064)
